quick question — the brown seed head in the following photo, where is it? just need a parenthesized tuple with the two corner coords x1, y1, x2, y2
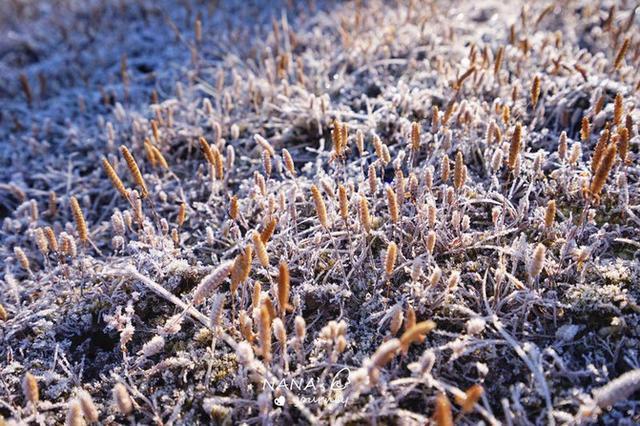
(34, 228, 48, 256)
(66, 399, 83, 426)
(112, 383, 133, 416)
(544, 200, 556, 228)
(590, 144, 617, 199)
(455, 384, 484, 413)
(355, 129, 365, 156)
(282, 149, 296, 176)
(14, 247, 29, 274)
(400, 320, 436, 353)
(230, 246, 252, 294)
(229, 195, 239, 220)
(433, 392, 453, 426)
(410, 121, 420, 152)
(262, 150, 272, 177)
(60, 232, 77, 258)
(199, 136, 216, 165)
(529, 243, 546, 280)
(1, 303, 9, 321)
(260, 217, 277, 243)
(617, 127, 629, 164)
(558, 131, 568, 161)
(502, 104, 510, 125)
(177, 202, 186, 227)
(595, 94, 606, 115)
(426, 231, 436, 254)
(254, 134, 275, 156)
(259, 304, 272, 363)
(102, 158, 128, 199)
(592, 128, 610, 173)
(508, 123, 522, 170)
(358, 195, 371, 234)
(20, 73, 32, 106)
(78, 390, 99, 422)
(252, 230, 269, 267)
(531, 75, 541, 107)
(368, 165, 377, 194)
(386, 185, 399, 224)
(151, 120, 160, 143)
(454, 151, 465, 189)
(370, 338, 400, 370)
(494, 46, 504, 76)
(441, 155, 450, 182)
(338, 184, 349, 221)
(277, 261, 290, 315)
(143, 141, 157, 168)
(120, 146, 148, 198)
(44, 227, 58, 253)
(614, 92, 624, 125)
(613, 37, 630, 70)
(193, 260, 234, 306)
(23, 372, 39, 405)
(580, 116, 590, 141)
(310, 185, 329, 228)
(432, 105, 440, 130)
(70, 196, 88, 243)
(151, 145, 169, 169)
(385, 242, 398, 275)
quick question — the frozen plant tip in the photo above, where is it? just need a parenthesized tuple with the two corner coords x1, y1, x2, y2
(544, 200, 556, 228)
(310, 184, 329, 228)
(120, 146, 148, 198)
(78, 390, 99, 422)
(252, 230, 269, 267)
(358, 195, 371, 234)
(580, 117, 590, 141)
(102, 158, 128, 199)
(593, 369, 640, 409)
(589, 144, 616, 200)
(22, 372, 39, 406)
(14, 247, 30, 273)
(455, 384, 484, 413)
(433, 393, 453, 426)
(613, 37, 630, 70)
(112, 383, 133, 416)
(386, 186, 399, 224)
(277, 261, 290, 316)
(70, 196, 88, 243)
(400, 321, 436, 354)
(531, 75, 541, 107)
(508, 123, 522, 170)
(384, 242, 397, 275)
(193, 260, 234, 305)
(65, 399, 83, 426)
(528, 243, 546, 281)
(368, 338, 400, 383)
(259, 304, 272, 363)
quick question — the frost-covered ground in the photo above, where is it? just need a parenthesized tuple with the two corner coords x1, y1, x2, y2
(1, 1, 639, 424)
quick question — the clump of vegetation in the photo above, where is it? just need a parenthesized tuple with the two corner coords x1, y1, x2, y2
(1, 0, 639, 424)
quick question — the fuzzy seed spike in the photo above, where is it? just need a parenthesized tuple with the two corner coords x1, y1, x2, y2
(310, 184, 329, 228)
(120, 146, 148, 198)
(102, 158, 128, 199)
(70, 196, 88, 243)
